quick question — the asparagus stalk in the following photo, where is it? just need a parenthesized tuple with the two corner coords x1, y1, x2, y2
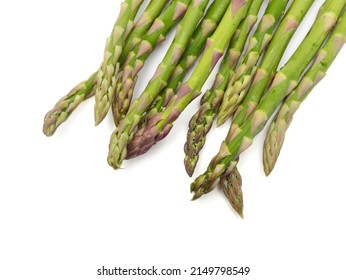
(126, 0, 253, 159)
(147, 0, 232, 116)
(211, 0, 315, 200)
(217, 0, 289, 126)
(108, 0, 211, 169)
(94, 0, 145, 125)
(43, 0, 145, 136)
(184, 0, 263, 177)
(220, 167, 244, 218)
(191, 0, 345, 200)
(229, 0, 315, 139)
(263, 12, 346, 176)
(119, 0, 168, 64)
(222, 0, 315, 157)
(112, 0, 192, 125)
(43, 73, 97, 136)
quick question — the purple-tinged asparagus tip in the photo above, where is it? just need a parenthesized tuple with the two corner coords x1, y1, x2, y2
(221, 169, 244, 218)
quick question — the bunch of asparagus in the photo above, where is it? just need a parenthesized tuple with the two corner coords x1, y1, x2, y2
(44, 0, 346, 217)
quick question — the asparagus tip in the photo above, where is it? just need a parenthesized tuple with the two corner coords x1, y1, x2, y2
(42, 125, 55, 137)
(216, 115, 227, 127)
(94, 111, 104, 126)
(191, 188, 204, 201)
(107, 156, 122, 170)
(264, 169, 271, 177)
(221, 168, 244, 218)
(184, 159, 195, 177)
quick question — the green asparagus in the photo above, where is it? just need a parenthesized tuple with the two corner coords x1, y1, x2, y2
(43, 0, 346, 217)
(220, 167, 244, 218)
(94, 0, 145, 125)
(108, 0, 211, 169)
(43, 0, 144, 136)
(184, 0, 263, 177)
(43, 73, 97, 136)
(112, 0, 192, 125)
(217, 0, 289, 126)
(263, 11, 346, 176)
(147, 0, 232, 117)
(229, 0, 315, 139)
(212, 0, 316, 201)
(191, 0, 345, 200)
(120, 0, 168, 64)
(126, 0, 253, 159)
(220, 0, 316, 193)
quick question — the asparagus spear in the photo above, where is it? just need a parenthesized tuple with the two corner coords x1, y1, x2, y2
(184, 0, 263, 177)
(229, 0, 318, 137)
(263, 12, 346, 176)
(108, 0, 211, 169)
(217, 0, 289, 126)
(207, 0, 323, 203)
(191, 0, 345, 200)
(225, 0, 315, 155)
(119, 0, 168, 64)
(126, 0, 253, 159)
(94, 0, 145, 125)
(211, 0, 315, 203)
(220, 167, 244, 218)
(112, 0, 172, 124)
(43, 73, 97, 136)
(147, 0, 232, 117)
(112, 0, 192, 125)
(43, 0, 145, 136)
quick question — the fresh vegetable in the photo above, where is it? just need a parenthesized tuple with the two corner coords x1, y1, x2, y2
(43, 0, 346, 216)
(263, 10, 346, 176)
(217, 0, 289, 126)
(112, 0, 192, 125)
(126, 0, 253, 161)
(183, 0, 262, 176)
(94, 0, 145, 125)
(108, 0, 211, 169)
(147, 0, 233, 118)
(191, 0, 345, 200)
(43, 0, 158, 135)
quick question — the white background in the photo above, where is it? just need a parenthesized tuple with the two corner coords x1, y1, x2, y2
(1, 1, 346, 279)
